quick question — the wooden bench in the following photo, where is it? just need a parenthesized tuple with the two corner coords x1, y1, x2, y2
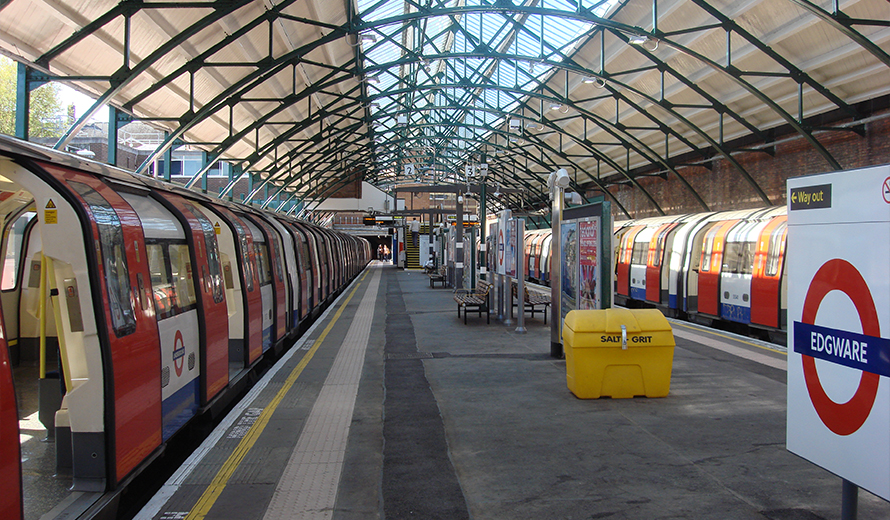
(512, 283, 552, 324)
(428, 266, 447, 288)
(454, 280, 492, 324)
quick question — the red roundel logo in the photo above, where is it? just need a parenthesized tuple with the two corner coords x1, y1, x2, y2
(801, 258, 880, 436)
(173, 329, 186, 378)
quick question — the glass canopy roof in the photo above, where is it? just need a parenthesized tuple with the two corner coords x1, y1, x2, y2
(355, 0, 620, 188)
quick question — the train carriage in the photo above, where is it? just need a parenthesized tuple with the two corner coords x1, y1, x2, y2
(0, 135, 370, 520)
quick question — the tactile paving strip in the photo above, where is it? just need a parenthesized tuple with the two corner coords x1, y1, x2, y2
(262, 266, 381, 520)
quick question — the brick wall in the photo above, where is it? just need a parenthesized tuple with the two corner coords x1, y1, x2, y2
(607, 109, 890, 219)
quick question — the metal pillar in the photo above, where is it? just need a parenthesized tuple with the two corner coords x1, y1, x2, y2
(107, 106, 119, 166)
(162, 131, 173, 181)
(201, 151, 209, 193)
(480, 183, 487, 279)
(550, 170, 568, 358)
(15, 63, 29, 139)
(515, 218, 527, 334)
(428, 211, 435, 267)
(455, 196, 464, 290)
(842, 480, 858, 520)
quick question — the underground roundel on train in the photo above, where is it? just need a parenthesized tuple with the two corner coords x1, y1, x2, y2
(787, 164, 890, 501)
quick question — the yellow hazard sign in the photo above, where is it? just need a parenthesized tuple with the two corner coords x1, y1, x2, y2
(214, 222, 221, 235)
(44, 199, 58, 224)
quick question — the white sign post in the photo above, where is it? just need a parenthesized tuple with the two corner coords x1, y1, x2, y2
(787, 164, 890, 517)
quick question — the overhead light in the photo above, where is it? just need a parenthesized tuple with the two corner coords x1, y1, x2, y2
(629, 34, 658, 50)
(365, 75, 381, 84)
(525, 122, 544, 131)
(550, 102, 569, 114)
(350, 34, 377, 46)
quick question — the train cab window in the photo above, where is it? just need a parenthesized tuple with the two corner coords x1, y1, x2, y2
(2, 210, 36, 290)
(254, 244, 272, 285)
(69, 181, 136, 337)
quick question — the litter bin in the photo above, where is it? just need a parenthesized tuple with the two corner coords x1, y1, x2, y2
(563, 308, 675, 399)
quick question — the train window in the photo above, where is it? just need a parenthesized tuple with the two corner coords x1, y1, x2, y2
(700, 234, 714, 273)
(723, 241, 755, 275)
(147, 243, 175, 319)
(69, 181, 136, 337)
(169, 244, 196, 307)
(631, 241, 647, 265)
(765, 223, 786, 277)
(185, 202, 224, 304)
(2, 210, 36, 290)
(254, 244, 271, 285)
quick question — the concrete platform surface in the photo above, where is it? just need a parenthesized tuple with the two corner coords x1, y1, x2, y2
(138, 263, 890, 520)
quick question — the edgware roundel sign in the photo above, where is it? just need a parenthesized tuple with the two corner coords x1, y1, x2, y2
(787, 164, 890, 500)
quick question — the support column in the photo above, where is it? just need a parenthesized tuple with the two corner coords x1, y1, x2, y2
(455, 196, 464, 290)
(162, 131, 173, 181)
(479, 183, 487, 279)
(15, 63, 29, 139)
(107, 106, 119, 166)
(200, 151, 209, 193)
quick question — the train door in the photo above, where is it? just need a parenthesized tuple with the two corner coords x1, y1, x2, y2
(286, 222, 312, 319)
(629, 227, 653, 300)
(0, 305, 22, 520)
(240, 217, 274, 353)
(751, 216, 787, 329)
(719, 220, 762, 324)
(268, 218, 300, 333)
(541, 234, 553, 284)
(47, 168, 164, 487)
(2, 207, 40, 365)
(156, 195, 228, 405)
(645, 223, 678, 304)
(294, 223, 323, 311)
(120, 192, 200, 441)
(195, 205, 263, 374)
(245, 215, 288, 349)
(615, 225, 642, 297)
(305, 226, 329, 302)
(696, 219, 739, 317)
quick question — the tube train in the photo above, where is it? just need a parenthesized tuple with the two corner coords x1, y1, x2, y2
(0, 135, 370, 520)
(520, 206, 788, 338)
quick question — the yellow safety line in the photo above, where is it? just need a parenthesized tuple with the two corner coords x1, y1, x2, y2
(186, 269, 370, 520)
(671, 320, 787, 355)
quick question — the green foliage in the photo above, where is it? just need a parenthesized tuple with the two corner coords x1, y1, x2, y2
(0, 56, 65, 138)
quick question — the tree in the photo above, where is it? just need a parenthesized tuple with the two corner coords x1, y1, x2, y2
(0, 56, 65, 138)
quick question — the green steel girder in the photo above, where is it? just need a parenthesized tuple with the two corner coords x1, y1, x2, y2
(785, 0, 890, 69)
(45, 0, 884, 215)
(53, 0, 254, 150)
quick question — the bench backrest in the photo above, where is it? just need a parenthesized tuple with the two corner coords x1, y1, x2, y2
(476, 280, 492, 295)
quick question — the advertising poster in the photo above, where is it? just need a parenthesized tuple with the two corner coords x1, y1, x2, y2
(560, 221, 578, 321)
(578, 217, 600, 310)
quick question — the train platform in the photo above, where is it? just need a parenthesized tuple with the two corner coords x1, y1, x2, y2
(136, 261, 890, 520)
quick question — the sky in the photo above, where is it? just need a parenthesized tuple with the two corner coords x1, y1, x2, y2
(57, 83, 108, 123)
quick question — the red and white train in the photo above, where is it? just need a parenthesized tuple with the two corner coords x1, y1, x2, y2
(0, 135, 370, 520)
(521, 206, 788, 337)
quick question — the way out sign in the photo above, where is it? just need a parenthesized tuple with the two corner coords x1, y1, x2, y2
(787, 164, 890, 500)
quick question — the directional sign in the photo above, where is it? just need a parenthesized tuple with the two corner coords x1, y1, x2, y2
(787, 164, 890, 500)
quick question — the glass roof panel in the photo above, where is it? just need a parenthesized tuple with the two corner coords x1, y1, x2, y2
(355, 0, 620, 181)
